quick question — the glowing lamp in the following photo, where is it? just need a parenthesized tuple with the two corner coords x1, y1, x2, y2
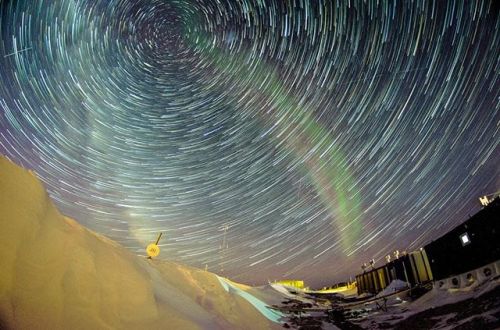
(459, 232, 471, 246)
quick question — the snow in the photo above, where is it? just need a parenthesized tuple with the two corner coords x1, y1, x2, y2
(269, 283, 316, 304)
(410, 277, 499, 312)
(352, 276, 500, 329)
(375, 279, 409, 298)
(0, 156, 284, 329)
(217, 276, 284, 322)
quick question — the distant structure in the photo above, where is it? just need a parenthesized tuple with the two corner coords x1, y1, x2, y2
(317, 281, 356, 294)
(356, 196, 500, 295)
(479, 191, 500, 206)
(274, 280, 305, 290)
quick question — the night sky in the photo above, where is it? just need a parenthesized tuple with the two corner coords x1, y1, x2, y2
(0, 0, 498, 287)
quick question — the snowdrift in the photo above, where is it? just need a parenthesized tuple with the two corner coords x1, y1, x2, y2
(0, 156, 282, 329)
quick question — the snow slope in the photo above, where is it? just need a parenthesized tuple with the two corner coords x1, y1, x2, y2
(0, 156, 283, 329)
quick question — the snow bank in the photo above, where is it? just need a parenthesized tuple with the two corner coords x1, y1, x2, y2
(0, 156, 281, 329)
(217, 276, 284, 322)
(410, 277, 500, 312)
(375, 279, 409, 298)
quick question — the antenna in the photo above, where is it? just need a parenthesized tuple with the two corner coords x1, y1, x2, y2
(219, 224, 229, 273)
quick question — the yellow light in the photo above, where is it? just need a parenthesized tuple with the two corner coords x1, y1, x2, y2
(146, 243, 160, 257)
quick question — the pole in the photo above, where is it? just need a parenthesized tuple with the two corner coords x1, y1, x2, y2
(155, 232, 163, 245)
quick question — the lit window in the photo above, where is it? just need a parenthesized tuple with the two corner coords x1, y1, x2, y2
(460, 232, 471, 246)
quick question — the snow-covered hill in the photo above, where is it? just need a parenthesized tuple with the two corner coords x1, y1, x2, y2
(0, 156, 283, 329)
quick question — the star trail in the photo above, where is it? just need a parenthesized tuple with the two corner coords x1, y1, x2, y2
(0, 0, 498, 287)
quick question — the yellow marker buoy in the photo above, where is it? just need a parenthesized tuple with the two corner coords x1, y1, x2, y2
(146, 233, 163, 258)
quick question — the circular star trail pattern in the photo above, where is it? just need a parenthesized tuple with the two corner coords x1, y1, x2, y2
(0, 0, 498, 286)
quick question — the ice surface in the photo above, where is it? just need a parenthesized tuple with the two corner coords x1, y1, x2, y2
(217, 276, 284, 322)
(0, 156, 284, 329)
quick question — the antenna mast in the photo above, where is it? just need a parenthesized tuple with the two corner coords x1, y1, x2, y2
(219, 224, 229, 273)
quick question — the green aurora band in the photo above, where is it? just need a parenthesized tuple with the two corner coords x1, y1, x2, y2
(180, 4, 363, 256)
